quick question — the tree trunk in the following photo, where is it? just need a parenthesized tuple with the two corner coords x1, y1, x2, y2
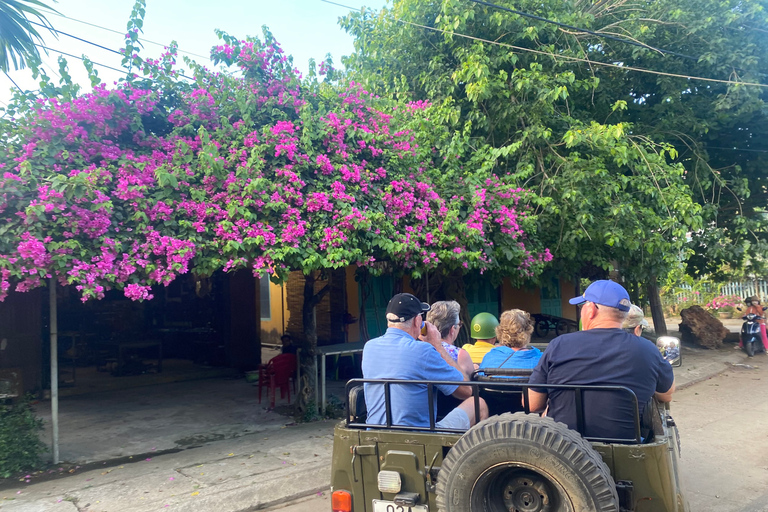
(646, 276, 667, 335)
(294, 271, 331, 420)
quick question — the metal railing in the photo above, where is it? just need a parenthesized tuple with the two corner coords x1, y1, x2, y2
(345, 377, 642, 444)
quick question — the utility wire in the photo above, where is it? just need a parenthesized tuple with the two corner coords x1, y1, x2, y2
(469, 0, 700, 61)
(3, 72, 24, 93)
(29, 20, 122, 56)
(35, 45, 127, 74)
(322, 0, 768, 88)
(706, 146, 768, 153)
(322, 0, 768, 87)
(35, 45, 196, 81)
(398, 19, 768, 87)
(38, 9, 212, 62)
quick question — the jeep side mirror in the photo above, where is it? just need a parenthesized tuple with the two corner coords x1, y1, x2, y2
(656, 336, 682, 367)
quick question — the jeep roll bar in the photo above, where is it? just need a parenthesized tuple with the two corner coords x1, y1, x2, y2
(345, 378, 642, 444)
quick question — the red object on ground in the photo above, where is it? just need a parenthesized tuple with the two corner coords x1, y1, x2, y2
(257, 353, 297, 408)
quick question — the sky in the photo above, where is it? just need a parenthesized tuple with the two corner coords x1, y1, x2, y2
(0, 0, 387, 105)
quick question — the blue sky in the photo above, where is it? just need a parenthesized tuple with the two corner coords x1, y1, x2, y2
(0, 0, 387, 105)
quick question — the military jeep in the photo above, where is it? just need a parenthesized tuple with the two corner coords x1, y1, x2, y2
(329, 338, 687, 512)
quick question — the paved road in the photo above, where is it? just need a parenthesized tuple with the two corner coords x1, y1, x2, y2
(269, 354, 768, 512)
(675, 358, 768, 512)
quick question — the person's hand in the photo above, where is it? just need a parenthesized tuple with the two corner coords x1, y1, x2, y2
(419, 321, 442, 346)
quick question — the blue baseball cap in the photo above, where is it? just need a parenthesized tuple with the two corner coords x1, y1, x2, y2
(569, 280, 631, 312)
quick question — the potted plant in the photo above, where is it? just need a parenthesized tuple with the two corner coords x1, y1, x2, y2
(705, 295, 742, 319)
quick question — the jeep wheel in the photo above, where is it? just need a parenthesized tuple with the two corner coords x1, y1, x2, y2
(436, 413, 619, 512)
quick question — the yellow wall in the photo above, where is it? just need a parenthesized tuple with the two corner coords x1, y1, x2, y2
(259, 279, 290, 346)
(559, 278, 579, 321)
(500, 277, 578, 321)
(501, 278, 541, 314)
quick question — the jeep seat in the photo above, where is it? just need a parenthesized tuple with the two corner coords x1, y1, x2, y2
(348, 384, 367, 423)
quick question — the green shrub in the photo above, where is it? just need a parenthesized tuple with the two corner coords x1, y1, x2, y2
(0, 398, 46, 478)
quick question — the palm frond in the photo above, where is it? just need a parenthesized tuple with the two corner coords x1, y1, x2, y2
(0, 0, 59, 72)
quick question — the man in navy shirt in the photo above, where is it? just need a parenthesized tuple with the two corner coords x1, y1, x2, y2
(362, 293, 488, 430)
(528, 280, 675, 441)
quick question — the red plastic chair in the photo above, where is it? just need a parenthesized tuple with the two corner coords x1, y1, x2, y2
(258, 353, 297, 408)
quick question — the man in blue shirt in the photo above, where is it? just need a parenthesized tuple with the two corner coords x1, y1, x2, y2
(362, 293, 489, 430)
(528, 280, 676, 441)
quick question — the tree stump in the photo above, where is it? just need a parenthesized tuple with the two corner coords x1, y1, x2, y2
(679, 305, 729, 349)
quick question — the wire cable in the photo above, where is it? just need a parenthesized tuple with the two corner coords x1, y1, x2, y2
(29, 20, 122, 55)
(35, 45, 197, 81)
(398, 19, 768, 87)
(35, 45, 127, 74)
(468, 0, 700, 61)
(322, 0, 768, 87)
(38, 9, 212, 62)
(3, 72, 24, 93)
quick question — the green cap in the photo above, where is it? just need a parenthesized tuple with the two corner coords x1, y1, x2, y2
(470, 312, 499, 340)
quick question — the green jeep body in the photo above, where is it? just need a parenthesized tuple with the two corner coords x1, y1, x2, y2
(330, 375, 688, 512)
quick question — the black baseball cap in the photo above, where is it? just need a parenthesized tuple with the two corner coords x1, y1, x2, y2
(386, 293, 431, 322)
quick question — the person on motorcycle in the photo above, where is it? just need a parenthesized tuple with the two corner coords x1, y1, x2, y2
(745, 296, 768, 350)
(463, 312, 500, 367)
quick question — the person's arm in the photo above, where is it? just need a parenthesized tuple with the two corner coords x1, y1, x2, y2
(655, 380, 676, 402)
(458, 349, 475, 379)
(421, 323, 469, 380)
(524, 346, 552, 413)
(420, 323, 472, 399)
(527, 389, 548, 413)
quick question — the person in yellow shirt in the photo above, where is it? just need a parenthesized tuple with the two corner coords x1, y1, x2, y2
(463, 312, 500, 368)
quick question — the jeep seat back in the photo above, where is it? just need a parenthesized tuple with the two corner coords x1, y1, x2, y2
(348, 384, 367, 423)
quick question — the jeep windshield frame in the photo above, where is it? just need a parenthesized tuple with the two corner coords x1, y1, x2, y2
(345, 377, 642, 444)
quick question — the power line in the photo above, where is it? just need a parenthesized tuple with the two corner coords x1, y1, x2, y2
(706, 146, 768, 154)
(35, 45, 196, 81)
(401, 19, 768, 87)
(35, 45, 127, 74)
(322, 0, 768, 87)
(469, 0, 699, 61)
(38, 9, 212, 62)
(29, 20, 122, 56)
(3, 72, 23, 93)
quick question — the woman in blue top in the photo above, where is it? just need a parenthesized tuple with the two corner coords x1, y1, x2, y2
(480, 309, 542, 372)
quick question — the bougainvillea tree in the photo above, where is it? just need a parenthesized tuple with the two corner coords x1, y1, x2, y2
(0, 5, 550, 409)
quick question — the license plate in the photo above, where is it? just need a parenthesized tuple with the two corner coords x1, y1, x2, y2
(372, 499, 428, 512)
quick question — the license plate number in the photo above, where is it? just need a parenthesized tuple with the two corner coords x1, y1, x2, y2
(372, 500, 428, 512)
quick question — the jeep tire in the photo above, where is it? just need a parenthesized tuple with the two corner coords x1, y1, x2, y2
(436, 412, 619, 512)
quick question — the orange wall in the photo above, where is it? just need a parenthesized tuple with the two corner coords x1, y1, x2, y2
(500, 277, 578, 321)
(559, 279, 579, 321)
(501, 278, 541, 314)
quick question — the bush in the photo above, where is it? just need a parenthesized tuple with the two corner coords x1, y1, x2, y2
(0, 398, 46, 478)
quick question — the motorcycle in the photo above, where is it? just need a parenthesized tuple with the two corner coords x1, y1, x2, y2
(740, 312, 766, 357)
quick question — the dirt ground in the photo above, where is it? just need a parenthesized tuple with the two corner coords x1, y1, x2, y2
(267, 356, 768, 512)
(674, 358, 768, 512)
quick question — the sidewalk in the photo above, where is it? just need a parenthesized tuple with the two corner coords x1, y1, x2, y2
(674, 344, 746, 390)
(0, 420, 337, 512)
